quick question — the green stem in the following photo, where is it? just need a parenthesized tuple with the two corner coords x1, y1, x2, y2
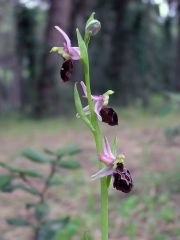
(83, 51, 109, 240)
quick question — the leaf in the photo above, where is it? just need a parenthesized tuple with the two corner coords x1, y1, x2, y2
(74, 83, 84, 115)
(43, 148, 55, 155)
(56, 159, 81, 169)
(55, 145, 81, 158)
(16, 184, 39, 195)
(54, 220, 80, 240)
(7, 218, 31, 227)
(74, 84, 94, 132)
(48, 175, 64, 186)
(22, 149, 50, 164)
(85, 12, 95, 28)
(82, 232, 91, 240)
(112, 137, 118, 156)
(0, 162, 41, 177)
(36, 217, 70, 240)
(76, 28, 89, 66)
(3, 183, 39, 195)
(0, 175, 14, 190)
(106, 175, 112, 189)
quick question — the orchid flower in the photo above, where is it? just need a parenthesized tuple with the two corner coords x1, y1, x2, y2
(92, 137, 133, 193)
(79, 81, 118, 126)
(51, 26, 80, 82)
(53, 26, 80, 60)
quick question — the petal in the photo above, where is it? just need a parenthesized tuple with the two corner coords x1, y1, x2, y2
(91, 166, 113, 180)
(55, 26, 71, 47)
(76, 105, 90, 118)
(80, 81, 87, 98)
(103, 137, 114, 159)
(99, 153, 115, 165)
(91, 95, 104, 101)
(94, 100, 103, 120)
(76, 113, 80, 118)
(83, 105, 90, 111)
(68, 47, 81, 60)
(83, 105, 90, 115)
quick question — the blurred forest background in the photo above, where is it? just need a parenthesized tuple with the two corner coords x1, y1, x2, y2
(0, 1, 180, 240)
(0, 0, 180, 117)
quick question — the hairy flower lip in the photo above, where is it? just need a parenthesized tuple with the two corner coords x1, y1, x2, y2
(113, 163, 133, 193)
(100, 107, 118, 126)
(60, 59, 73, 82)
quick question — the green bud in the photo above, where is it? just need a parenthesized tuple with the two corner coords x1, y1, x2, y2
(86, 19, 101, 36)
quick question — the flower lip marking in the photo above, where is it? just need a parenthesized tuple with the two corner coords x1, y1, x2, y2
(113, 163, 133, 193)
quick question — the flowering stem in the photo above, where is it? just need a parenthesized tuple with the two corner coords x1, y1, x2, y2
(84, 48, 109, 240)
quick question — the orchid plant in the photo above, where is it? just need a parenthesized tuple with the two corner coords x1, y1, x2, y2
(51, 13, 133, 240)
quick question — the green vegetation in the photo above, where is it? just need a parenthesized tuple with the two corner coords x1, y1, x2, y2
(0, 109, 179, 239)
(0, 144, 81, 240)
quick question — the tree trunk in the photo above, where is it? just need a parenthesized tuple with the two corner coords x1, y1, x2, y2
(108, 0, 130, 103)
(0, 0, 21, 112)
(175, 1, 180, 91)
(34, 0, 72, 117)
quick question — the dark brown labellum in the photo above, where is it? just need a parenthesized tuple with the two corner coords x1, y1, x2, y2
(60, 59, 73, 82)
(113, 163, 133, 193)
(100, 107, 118, 126)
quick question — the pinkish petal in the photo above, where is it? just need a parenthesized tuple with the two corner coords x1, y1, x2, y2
(91, 95, 104, 101)
(91, 166, 113, 180)
(76, 105, 90, 118)
(55, 26, 71, 47)
(68, 47, 80, 60)
(94, 100, 103, 120)
(80, 81, 87, 98)
(103, 137, 114, 159)
(83, 105, 90, 115)
(99, 153, 115, 165)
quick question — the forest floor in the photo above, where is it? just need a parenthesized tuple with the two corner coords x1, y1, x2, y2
(0, 108, 180, 240)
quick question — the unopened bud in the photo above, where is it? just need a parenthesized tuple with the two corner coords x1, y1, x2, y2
(86, 19, 101, 36)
